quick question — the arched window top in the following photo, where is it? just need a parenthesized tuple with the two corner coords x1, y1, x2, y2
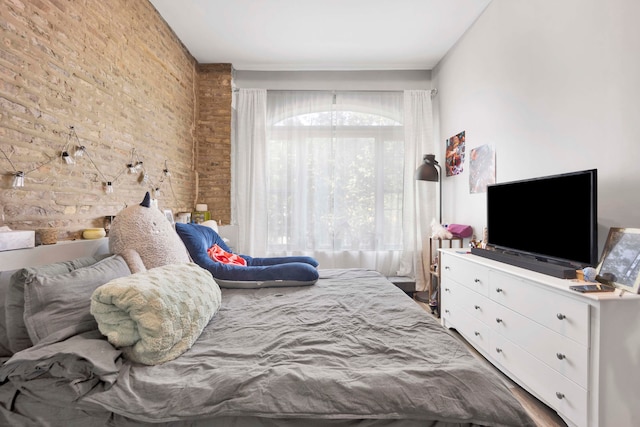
(267, 91, 404, 126)
(274, 110, 402, 127)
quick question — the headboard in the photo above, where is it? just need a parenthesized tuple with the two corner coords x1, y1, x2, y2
(0, 237, 110, 273)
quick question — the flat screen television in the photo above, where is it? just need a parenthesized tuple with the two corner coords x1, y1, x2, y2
(485, 169, 598, 269)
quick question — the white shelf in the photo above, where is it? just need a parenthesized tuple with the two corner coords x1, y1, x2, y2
(0, 238, 110, 271)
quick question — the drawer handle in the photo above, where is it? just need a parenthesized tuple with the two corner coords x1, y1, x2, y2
(474, 305, 480, 310)
(444, 287, 450, 292)
(495, 318, 503, 323)
(444, 266, 450, 270)
(495, 347, 503, 353)
(556, 392, 565, 400)
(495, 287, 503, 293)
(556, 353, 566, 360)
(474, 278, 481, 283)
(445, 309, 450, 314)
(474, 331, 480, 336)
(556, 313, 566, 320)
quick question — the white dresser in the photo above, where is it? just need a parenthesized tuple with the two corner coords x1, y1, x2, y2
(440, 249, 640, 427)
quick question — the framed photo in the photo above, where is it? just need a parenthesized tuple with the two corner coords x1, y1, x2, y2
(163, 209, 174, 225)
(596, 228, 640, 293)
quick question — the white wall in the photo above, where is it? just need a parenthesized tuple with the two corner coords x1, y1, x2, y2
(432, 0, 640, 256)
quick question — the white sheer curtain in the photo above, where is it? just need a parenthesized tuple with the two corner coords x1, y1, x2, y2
(232, 89, 434, 284)
(265, 90, 404, 276)
(402, 90, 435, 292)
(233, 89, 268, 256)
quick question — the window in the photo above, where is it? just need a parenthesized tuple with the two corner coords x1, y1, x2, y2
(266, 91, 404, 253)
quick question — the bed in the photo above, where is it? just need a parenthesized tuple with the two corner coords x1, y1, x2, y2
(0, 259, 535, 427)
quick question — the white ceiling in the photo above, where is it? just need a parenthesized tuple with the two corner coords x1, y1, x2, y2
(149, 0, 491, 71)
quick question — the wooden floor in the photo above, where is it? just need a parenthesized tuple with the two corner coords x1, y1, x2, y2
(415, 301, 568, 427)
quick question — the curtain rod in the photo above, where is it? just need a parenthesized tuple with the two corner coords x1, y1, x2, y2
(232, 88, 438, 95)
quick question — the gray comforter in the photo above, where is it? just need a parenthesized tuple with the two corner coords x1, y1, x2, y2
(1, 269, 534, 426)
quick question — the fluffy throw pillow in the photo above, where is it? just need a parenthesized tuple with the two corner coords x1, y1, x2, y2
(23, 255, 131, 344)
(91, 263, 221, 365)
(108, 192, 190, 270)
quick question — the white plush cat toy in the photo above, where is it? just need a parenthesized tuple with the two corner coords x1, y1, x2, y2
(108, 192, 190, 271)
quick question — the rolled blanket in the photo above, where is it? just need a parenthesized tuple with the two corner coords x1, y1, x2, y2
(90, 263, 221, 365)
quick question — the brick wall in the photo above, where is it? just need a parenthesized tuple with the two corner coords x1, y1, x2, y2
(195, 64, 232, 225)
(0, 0, 232, 240)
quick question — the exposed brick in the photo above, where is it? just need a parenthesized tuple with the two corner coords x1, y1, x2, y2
(0, 0, 232, 239)
(195, 63, 232, 224)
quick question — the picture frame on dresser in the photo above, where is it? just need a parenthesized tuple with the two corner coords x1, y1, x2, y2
(597, 227, 640, 293)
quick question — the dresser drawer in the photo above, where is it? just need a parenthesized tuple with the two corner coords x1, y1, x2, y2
(441, 254, 489, 296)
(442, 303, 490, 353)
(442, 281, 495, 325)
(491, 333, 587, 427)
(492, 303, 588, 389)
(489, 271, 590, 346)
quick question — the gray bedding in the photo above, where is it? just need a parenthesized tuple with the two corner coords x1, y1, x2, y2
(0, 269, 534, 426)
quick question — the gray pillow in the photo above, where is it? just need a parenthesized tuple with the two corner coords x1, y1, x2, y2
(23, 255, 131, 345)
(0, 272, 13, 357)
(5, 255, 109, 353)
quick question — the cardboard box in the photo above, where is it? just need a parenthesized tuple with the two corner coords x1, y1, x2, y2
(0, 230, 35, 252)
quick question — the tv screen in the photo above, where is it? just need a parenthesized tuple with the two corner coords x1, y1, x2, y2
(487, 169, 598, 267)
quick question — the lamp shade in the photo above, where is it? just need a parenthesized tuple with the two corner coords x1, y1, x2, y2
(415, 154, 440, 182)
(415, 154, 442, 224)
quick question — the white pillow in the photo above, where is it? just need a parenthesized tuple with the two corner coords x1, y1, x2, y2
(200, 220, 219, 233)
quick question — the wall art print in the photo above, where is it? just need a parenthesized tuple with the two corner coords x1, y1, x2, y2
(469, 144, 496, 194)
(445, 131, 465, 177)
